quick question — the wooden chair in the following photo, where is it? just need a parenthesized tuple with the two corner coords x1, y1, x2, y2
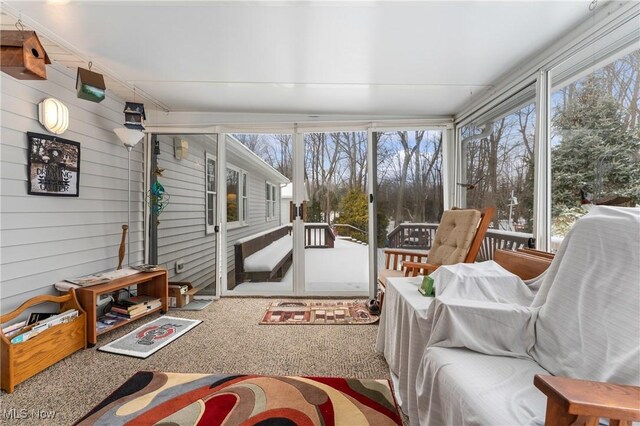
(534, 375, 640, 426)
(494, 248, 554, 280)
(375, 207, 494, 308)
(402, 206, 495, 277)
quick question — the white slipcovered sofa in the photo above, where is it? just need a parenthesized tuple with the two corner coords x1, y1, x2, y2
(415, 206, 640, 425)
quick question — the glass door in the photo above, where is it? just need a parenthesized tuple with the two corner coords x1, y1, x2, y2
(301, 131, 369, 296)
(222, 133, 294, 295)
(150, 134, 219, 297)
(373, 129, 444, 280)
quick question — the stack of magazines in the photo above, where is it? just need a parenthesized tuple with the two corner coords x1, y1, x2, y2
(8, 310, 79, 344)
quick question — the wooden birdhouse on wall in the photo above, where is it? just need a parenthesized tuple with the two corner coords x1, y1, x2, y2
(124, 102, 146, 130)
(0, 30, 51, 80)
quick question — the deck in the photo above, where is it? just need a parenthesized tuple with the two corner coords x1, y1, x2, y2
(230, 225, 535, 294)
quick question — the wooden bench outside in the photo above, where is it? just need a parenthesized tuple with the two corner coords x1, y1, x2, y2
(233, 226, 293, 289)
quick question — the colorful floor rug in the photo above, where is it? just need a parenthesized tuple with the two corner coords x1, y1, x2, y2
(74, 371, 402, 425)
(98, 316, 201, 359)
(260, 300, 379, 325)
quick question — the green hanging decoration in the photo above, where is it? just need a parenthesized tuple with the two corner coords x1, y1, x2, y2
(148, 180, 170, 222)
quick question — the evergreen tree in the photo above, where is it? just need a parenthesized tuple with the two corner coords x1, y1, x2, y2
(336, 189, 368, 242)
(552, 76, 640, 217)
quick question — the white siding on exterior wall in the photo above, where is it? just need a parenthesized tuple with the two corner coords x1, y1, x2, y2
(156, 135, 217, 290)
(225, 136, 285, 281)
(0, 63, 144, 312)
(147, 134, 287, 292)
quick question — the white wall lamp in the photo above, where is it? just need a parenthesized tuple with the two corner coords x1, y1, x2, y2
(174, 138, 189, 160)
(114, 127, 145, 267)
(38, 97, 69, 135)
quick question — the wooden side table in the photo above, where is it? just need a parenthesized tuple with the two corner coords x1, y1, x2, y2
(74, 270, 168, 346)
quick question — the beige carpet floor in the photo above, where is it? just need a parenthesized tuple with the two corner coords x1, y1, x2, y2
(0, 298, 403, 425)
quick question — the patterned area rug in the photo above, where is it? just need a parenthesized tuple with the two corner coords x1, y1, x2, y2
(74, 371, 402, 425)
(260, 300, 379, 325)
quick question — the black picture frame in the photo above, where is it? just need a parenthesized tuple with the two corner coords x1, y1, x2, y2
(27, 132, 81, 197)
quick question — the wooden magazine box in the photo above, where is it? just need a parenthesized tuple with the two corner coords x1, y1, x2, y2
(0, 290, 86, 393)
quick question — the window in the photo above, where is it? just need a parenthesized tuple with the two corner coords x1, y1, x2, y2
(205, 153, 216, 234)
(242, 172, 248, 223)
(550, 50, 639, 245)
(227, 165, 248, 226)
(461, 96, 536, 234)
(266, 182, 277, 220)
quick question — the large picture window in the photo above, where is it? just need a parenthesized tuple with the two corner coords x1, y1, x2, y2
(461, 97, 536, 234)
(227, 165, 248, 226)
(550, 50, 639, 245)
(205, 153, 216, 234)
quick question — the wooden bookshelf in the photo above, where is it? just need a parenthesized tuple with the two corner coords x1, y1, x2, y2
(74, 270, 168, 345)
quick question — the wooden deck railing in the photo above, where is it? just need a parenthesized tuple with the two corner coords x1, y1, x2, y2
(477, 229, 533, 261)
(304, 223, 335, 248)
(387, 223, 438, 250)
(385, 223, 533, 261)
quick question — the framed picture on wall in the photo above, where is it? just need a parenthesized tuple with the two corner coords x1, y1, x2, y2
(27, 132, 81, 196)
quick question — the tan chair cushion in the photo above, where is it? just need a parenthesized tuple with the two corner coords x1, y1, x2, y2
(428, 209, 481, 265)
(377, 268, 405, 285)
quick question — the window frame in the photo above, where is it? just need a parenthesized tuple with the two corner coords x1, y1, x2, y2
(205, 152, 217, 235)
(265, 181, 277, 221)
(227, 164, 248, 228)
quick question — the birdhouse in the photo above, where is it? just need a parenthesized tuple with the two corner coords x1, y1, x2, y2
(124, 102, 146, 130)
(76, 67, 106, 103)
(0, 30, 51, 80)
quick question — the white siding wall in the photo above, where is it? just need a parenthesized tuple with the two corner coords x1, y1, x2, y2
(156, 135, 216, 289)
(225, 137, 283, 283)
(152, 134, 285, 290)
(0, 63, 144, 312)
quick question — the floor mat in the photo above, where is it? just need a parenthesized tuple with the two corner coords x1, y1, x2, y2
(260, 300, 379, 324)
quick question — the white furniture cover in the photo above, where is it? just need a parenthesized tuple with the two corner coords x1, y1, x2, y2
(416, 206, 640, 425)
(376, 260, 532, 423)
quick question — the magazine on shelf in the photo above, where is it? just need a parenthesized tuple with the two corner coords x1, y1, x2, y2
(10, 310, 78, 344)
(27, 312, 57, 325)
(65, 274, 110, 286)
(131, 264, 162, 272)
(2, 320, 27, 337)
(125, 295, 162, 306)
(64, 269, 141, 287)
(97, 313, 129, 331)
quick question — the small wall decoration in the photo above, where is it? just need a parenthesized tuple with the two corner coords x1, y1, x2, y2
(27, 132, 80, 196)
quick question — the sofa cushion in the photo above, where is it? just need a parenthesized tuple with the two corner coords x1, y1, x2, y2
(428, 209, 481, 265)
(415, 347, 549, 426)
(532, 206, 640, 386)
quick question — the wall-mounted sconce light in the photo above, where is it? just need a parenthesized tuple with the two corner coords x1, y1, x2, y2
(174, 138, 189, 160)
(38, 97, 69, 135)
(0, 27, 51, 80)
(76, 63, 106, 103)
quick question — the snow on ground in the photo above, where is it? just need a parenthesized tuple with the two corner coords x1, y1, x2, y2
(231, 239, 370, 293)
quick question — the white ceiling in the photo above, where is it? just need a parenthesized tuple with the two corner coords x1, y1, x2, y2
(3, 1, 595, 119)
